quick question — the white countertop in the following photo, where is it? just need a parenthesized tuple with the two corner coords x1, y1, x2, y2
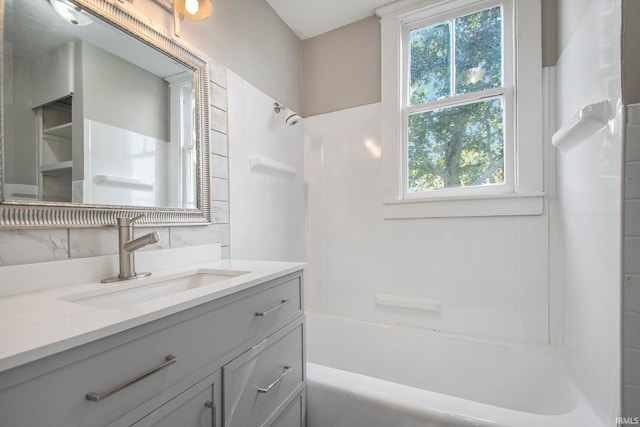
(0, 248, 304, 374)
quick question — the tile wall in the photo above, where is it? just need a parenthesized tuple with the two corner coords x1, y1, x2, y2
(0, 61, 230, 267)
(625, 103, 640, 417)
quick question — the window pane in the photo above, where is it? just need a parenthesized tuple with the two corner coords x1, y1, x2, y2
(455, 6, 502, 94)
(409, 22, 450, 104)
(407, 98, 504, 192)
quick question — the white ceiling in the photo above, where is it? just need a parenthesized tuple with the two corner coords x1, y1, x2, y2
(265, 0, 394, 40)
(7, 0, 185, 78)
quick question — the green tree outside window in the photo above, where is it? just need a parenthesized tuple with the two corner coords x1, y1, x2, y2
(407, 6, 505, 192)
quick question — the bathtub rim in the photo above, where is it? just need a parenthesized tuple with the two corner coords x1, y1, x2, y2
(305, 312, 605, 426)
(306, 362, 604, 427)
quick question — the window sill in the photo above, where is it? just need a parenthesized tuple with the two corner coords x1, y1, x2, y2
(383, 192, 544, 219)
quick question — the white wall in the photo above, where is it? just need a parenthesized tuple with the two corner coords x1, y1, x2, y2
(551, 0, 622, 424)
(305, 103, 549, 344)
(227, 72, 305, 262)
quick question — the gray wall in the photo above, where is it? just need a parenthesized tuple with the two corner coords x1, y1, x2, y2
(3, 55, 37, 185)
(302, 16, 380, 117)
(81, 42, 169, 142)
(541, 0, 558, 66)
(623, 0, 640, 104)
(175, 0, 302, 113)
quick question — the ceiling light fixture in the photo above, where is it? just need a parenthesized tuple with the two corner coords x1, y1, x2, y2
(151, 0, 213, 37)
(49, 0, 93, 26)
(174, 0, 212, 20)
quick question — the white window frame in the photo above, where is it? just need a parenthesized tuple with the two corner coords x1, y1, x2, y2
(377, 0, 544, 218)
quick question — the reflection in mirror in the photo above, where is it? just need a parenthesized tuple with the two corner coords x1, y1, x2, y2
(1, 0, 211, 226)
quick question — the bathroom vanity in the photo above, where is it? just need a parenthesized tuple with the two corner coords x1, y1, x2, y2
(0, 0, 307, 423)
(0, 245, 305, 427)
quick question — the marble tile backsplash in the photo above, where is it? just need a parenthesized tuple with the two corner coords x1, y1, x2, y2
(0, 229, 69, 266)
(69, 227, 171, 259)
(0, 61, 230, 267)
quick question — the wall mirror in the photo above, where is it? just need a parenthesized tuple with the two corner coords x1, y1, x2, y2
(0, 0, 211, 226)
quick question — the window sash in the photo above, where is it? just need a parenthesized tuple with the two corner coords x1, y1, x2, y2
(400, 0, 514, 199)
(405, 3, 506, 105)
(401, 0, 507, 37)
(405, 86, 506, 116)
(402, 91, 514, 198)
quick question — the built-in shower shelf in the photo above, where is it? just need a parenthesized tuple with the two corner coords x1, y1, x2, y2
(248, 156, 297, 177)
(552, 100, 611, 150)
(375, 294, 442, 313)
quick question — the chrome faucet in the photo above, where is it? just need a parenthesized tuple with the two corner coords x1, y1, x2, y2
(101, 214, 160, 283)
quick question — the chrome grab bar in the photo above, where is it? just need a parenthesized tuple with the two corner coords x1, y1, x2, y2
(255, 300, 289, 317)
(205, 401, 217, 427)
(257, 366, 291, 394)
(85, 355, 177, 402)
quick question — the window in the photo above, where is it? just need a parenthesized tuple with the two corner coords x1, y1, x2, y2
(167, 72, 197, 209)
(406, 4, 509, 195)
(377, 0, 543, 218)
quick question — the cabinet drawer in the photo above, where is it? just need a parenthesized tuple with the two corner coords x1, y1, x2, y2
(223, 319, 304, 427)
(0, 273, 302, 427)
(268, 393, 304, 427)
(223, 274, 303, 347)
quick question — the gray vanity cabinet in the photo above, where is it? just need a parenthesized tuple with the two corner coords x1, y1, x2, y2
(130, 370, 221, 427)
(0, 270, 305, 427)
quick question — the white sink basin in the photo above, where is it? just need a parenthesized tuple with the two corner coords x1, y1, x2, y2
(60, 269, 250, 309)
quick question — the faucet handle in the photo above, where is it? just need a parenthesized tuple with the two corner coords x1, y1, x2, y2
(116, 213, 146, 227)
(129, 213, 146, 224)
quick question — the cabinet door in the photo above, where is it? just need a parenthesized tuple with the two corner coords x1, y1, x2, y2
(130, 370, 221, 427)
(223, 320, 304, 427)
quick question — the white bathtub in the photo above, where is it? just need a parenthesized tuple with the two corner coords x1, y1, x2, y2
(305, 313, 604, 427)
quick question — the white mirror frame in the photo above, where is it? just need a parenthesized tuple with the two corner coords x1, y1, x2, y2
(0, 0, 212, 227)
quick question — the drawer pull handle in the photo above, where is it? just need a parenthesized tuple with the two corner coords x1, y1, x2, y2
(205, 401, 217, 427)
(258, 366, 291, 394)
(85, 355, 178, 402)
(255, 300, 289, 317)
